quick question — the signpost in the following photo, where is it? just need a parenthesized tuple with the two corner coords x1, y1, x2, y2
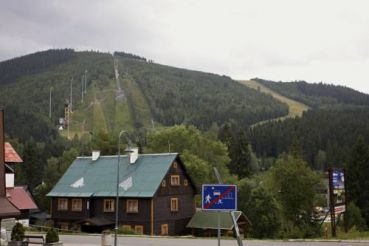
(202, 184, 240, 246)
(328, 168, 346, 237)
(202, 184, 237, 211)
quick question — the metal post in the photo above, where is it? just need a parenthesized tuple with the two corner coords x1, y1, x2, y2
(115, 131, 125, 246)
(217, 211, 221, 246)
(49, 87, 52, 119)
(115, 131, 132, 246)
(231, 211, 243, 246)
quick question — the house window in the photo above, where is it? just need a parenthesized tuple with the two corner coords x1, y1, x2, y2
(162, 180, 166, 187)
(126, 200, 138, 213)
(170, 175, 180, 186)
(170, 198, 179, 212)
(71, 199, 82, 211)
(134, 225, 144, 234)
(173, 162, 178, 168)
(161, 224, 168, 235)
(103, 199, 115, 212)
(184, 179, 188, 186)
(57, 198, 68, 211)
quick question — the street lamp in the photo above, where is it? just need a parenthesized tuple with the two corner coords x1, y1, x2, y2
(115, 130, 132, 246)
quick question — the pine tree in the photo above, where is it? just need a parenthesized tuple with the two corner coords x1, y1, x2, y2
(347, 137, 369, 226)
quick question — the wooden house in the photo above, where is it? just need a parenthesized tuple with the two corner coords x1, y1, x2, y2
(47, 150, 197, 235)
(0, 108, 38, 226)
(0, 108, 20, 222)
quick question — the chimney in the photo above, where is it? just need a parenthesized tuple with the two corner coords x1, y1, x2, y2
(0, 108, 6, 197)
(92, 150, 100, 161)
(129, 147, 139, 164)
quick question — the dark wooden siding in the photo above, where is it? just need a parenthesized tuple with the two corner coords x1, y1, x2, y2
(153, 159, 196, 235)
(51, 197, 90, 221)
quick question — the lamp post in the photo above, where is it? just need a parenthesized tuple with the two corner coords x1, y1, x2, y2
(115, 130, 132, 246)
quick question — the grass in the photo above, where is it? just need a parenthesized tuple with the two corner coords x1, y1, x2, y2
(239, 80, 310, 126)
(60, 62, 153, 138)
(320, 223, 369, 240)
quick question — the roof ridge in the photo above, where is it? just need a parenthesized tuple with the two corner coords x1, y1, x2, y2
(77, 152, 178, 159)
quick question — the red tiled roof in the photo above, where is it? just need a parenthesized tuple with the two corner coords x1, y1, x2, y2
(6, 187, 38, 210)
(5, 142, 23, 163)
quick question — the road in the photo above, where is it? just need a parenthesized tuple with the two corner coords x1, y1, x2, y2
(60, 234, 369, 246)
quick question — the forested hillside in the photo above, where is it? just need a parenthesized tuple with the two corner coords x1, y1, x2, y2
(117, 54, 288, 129)
(248, 108, 369, 169)
(0, 49, 289, 142)
(254, 78, 369, 108)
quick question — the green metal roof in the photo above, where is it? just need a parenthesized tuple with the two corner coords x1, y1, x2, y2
(47, 153, 178, 198)
(186, 211, 248, 230)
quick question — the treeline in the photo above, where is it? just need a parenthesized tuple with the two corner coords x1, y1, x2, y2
(118, 57, 289, 129)
(114, 51, 147, 61)
(0, 49, 75, 85)
(248, 108, 369, 170)
(254, 78, 369, 108)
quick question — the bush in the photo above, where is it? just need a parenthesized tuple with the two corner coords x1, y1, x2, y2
(11, 222, 25, 241)
(346, 202, 367, 231)
(46, 228, 59, 243)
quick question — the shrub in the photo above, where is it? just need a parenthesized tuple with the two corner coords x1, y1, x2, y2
(46, 228, 59, 243)
(11, 222, 25, 241)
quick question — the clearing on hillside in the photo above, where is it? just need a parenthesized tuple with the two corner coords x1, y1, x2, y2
(239, 80, 309, 125)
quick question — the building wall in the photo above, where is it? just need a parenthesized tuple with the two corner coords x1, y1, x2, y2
(153, 159, 196, 235)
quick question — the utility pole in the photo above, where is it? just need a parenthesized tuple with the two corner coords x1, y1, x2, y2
(84, 70, 88, 94)
(70, 77, 73, 113)
(49, 87, 52, 119)
(81, 74, 84, 103)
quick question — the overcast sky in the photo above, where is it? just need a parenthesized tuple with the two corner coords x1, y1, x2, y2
(1, 0, 369, 93)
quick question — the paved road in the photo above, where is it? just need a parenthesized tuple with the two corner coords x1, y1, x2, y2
(60, 234, 369, 246)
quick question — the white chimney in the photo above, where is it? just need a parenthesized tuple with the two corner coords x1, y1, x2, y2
(6, 173, 14, 188)
(129, 147, 139, 164)
(92, 150, 100, 161)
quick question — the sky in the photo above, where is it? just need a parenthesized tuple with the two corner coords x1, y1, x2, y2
(1, 0, 369, 93)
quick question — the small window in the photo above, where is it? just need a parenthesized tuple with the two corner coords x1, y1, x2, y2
(126, 200, 138, 213)
(162, 180, 166, 187)
(161, 224, 168, 235)
(134, 225, 144, 234)
(71, 199, 82, 211)
(184, 179, 188, 186)
(103, 199, 115, 212)
(170, 198, 179, 212)
(170, 175, 180, 186)
(173, 162, 178, 168)
(57, 198, 68, 211)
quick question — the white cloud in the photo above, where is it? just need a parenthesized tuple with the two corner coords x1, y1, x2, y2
(1, 0, 369, 92)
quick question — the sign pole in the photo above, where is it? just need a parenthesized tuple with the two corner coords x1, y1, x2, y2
(212, 167, 243, 246)
(217, 211, 221, 246)
(328, 168, 337, 237)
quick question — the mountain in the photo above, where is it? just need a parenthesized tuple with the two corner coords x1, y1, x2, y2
(244, 79, 369, 170)
(0, 49, 288, 141)
(252, 78, 369, 108)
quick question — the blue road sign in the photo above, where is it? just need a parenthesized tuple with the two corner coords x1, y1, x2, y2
(202, 184, 237, 211)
